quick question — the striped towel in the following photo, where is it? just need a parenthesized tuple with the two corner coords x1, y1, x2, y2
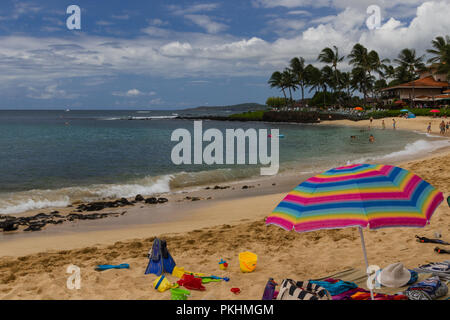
(277, 279, 331, 300)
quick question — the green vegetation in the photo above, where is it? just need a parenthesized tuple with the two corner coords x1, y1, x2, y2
(186, 103, 267, 112)
(266, 97, 289, 108)
(267, 35, 450, 108)
(228, 110, 265, 121)
(368, 108, 450, 119)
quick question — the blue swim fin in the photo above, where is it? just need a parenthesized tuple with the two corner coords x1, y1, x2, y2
(145, 238, 163, 276)
(161, 239, 176, 274)
(96, 264, 129, 271)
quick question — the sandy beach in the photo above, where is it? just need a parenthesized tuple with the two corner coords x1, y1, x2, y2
(0, 116, 449, 300)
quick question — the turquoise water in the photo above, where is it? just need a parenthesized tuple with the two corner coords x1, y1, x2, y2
(0, 110, 447, 214)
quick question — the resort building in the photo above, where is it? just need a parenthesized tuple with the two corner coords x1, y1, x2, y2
(381, 66, 450, 105)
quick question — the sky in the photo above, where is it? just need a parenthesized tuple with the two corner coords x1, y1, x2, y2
(0, 0, 449, 110)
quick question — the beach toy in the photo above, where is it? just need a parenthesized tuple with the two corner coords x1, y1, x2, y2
(200, 275, 230, 282)
(231, 288, 241, 295)
(171, 266, 206, 278)
(202, 278, 221, 284)
(177, 274, 206, 291)
(239, 251, 258, 273)
(153, 275, 178, 293)
(95, 263, 129, 271)
(171, 288, 191, 300)
(219, 259, 228, 270)
(184, 271, 206, 277)
(172, 266, 186, 278)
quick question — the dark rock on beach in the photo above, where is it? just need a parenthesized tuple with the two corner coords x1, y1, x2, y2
(214, 185, 230, 190)
(145, 197, 168, 204)
(24, 221, 46, 232)
(135, 194, 145, 202)
(145, 197, 158, 204)
(157, 197, 168, 203)
(76, 198, 133, 212)
(0, 221, 18, 232)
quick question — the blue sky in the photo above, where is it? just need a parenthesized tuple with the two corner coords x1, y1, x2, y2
(0, 0, 449, 109)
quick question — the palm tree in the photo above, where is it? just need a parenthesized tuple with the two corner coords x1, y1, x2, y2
(437, 44, 450, 80)
(348, 43, 388, 104)
(427, 35, 450, 81)
(318, 46, 345, 94)
(394, 48, 426, 106)
(320, 66, 334, 106)
(427, 35, 450, 63)
(374, 79, 388, 99)
(368, 50, 390, 77)
(290, 57, 308, 105)
(305, 64, 322, 95)
(281, 68, 297, 103)
(382, 64, 396, 84)
(348, 44, 371, 103)
(350, 67, 375, 103)
(339, 71, 353, 98)
(268, 71, 287, 100)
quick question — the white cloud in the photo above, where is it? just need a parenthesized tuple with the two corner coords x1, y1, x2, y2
(160, 42, 193, 56)
(168, 3, 221, 15)
(26, 84, 79, 100)
(148, 98, 163, 105)
(184, 14, 228, 34)
(112, 89, 157, 97)
(252, 0, 330, 8)
(97, 20, 113, 26)
(148, 18, 169, 26)
(287, 10, 312, 16)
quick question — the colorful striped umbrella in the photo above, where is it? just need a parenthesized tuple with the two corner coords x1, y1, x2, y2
(266, 164, 444, 299)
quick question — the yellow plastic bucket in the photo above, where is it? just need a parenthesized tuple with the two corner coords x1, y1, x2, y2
(239, 251, 257, 273)
(153, 275, 178, 292)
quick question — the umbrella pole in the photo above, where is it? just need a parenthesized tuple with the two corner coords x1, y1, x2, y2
(358, 227, 374, 300)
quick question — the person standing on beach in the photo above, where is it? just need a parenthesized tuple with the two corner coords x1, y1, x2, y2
(440, 121, 446, 135)
(392, 119, 396, 130)
(382, 120, 385, 130)
(427, 122, 432, 134)
(369, 116, 373, 128)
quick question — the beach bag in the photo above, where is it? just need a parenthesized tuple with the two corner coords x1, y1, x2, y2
(276, 279, 331, 300)
(405, 276, 448, 300)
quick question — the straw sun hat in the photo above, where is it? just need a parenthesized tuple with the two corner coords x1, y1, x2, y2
(379, 263, 411, 288)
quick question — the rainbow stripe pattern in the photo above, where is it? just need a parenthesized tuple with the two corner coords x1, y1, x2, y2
(266, 164, 444, 232)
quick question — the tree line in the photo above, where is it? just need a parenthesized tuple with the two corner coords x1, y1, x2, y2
(268, 36, 450, 107)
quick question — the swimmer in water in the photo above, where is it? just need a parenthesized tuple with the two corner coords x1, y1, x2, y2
(369, 134, 375, 143)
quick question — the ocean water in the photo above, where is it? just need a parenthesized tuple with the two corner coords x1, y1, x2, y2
(0, 110, 448, 214)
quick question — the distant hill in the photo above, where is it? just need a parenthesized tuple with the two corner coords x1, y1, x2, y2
(185, 103, 267, 112)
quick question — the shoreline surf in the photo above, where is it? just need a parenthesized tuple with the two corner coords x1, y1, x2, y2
(0, 116, 448, 217)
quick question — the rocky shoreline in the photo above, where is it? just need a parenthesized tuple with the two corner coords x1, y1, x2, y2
(176, 110, 363, 123)
(0, 194, 169, 233)
(0, 184, 259, 233)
